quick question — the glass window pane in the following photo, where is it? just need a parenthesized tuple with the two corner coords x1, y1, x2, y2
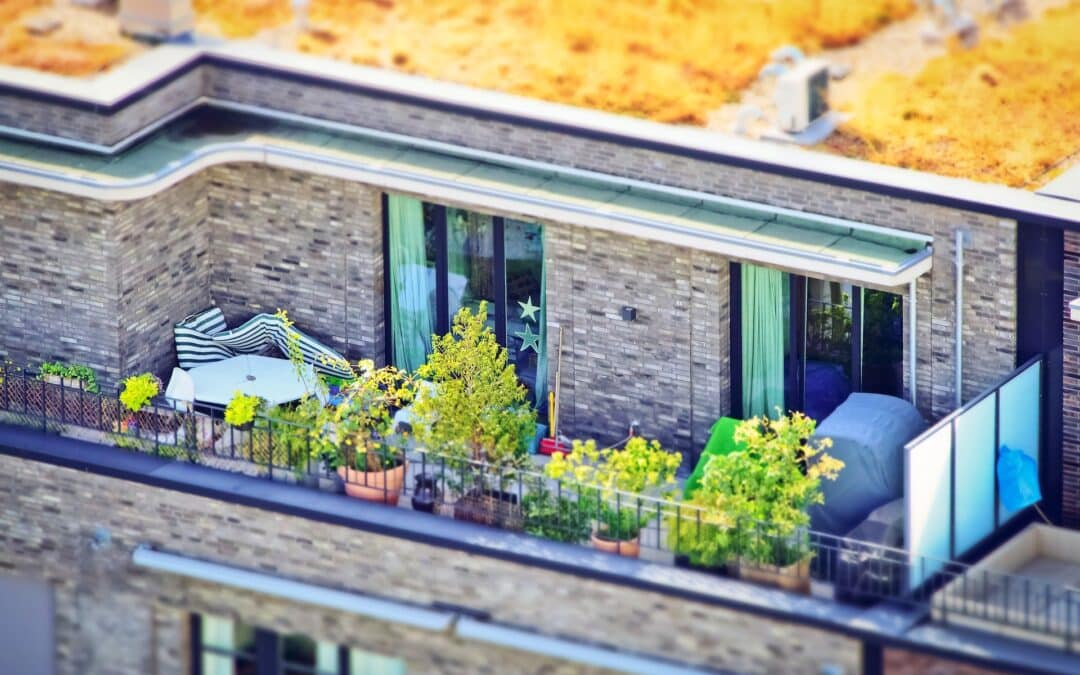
(998, 360, 1042, 523)
(504, 219, 546, 412)
(282, 634, 339, 675)
(316, 642, 340, 673)
(201, 615, 235, 651)
(202, 653, 236, 675)
(861, 289, 904, 398)
(388, 195, 438, 372)
(350, 648, 407, 675)
(445, 207, 494, 329)
(233, 623, 256, 656)
(804, 278, 853, 420)
(953, 396, 997, 555)
(283, 634, 316, 666)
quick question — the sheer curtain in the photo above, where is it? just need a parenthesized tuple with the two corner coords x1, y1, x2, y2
(388, 195, 435, 372)
(742, 264, 786, 418)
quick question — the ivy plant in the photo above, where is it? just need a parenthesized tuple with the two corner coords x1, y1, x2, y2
(38, 361, 99, 393)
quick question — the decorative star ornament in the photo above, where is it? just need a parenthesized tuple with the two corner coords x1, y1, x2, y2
(515, 323, 541, 353)
(518, 296, 541, 323)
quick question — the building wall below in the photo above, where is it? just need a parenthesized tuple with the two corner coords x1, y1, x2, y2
(1062, 230, 1080, 525)
(0, 451, 864, 675)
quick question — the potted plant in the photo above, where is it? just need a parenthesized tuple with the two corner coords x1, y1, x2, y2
(321, 360, 414, 506)
(412, 303, 536, 528)
(522, 485, 592, 544)
(225, 392, 264, 431)
(39, 361, 99, 392)
(117, 372, 171, 438)
(545, 437, 681, 558)
(671, 412, 843, 592)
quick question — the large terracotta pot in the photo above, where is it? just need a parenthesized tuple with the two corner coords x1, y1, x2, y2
(337, 461, 407, 506)
(590, 532, 640, 558)
(733, 557, 811, 594)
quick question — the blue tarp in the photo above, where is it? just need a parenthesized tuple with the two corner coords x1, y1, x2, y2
(808, 393, 927, 536)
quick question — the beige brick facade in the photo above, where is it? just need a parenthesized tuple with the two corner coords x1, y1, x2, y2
(0, 452, 864, 675)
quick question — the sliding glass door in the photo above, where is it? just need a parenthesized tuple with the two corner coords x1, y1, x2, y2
(737, 263, 903, 421)
(385, 195, 547, 410)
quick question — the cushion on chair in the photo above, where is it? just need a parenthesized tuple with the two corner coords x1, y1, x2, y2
(684, 417, 747, 498)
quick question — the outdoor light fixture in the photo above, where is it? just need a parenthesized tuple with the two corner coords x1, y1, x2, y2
(1070, 297, 1080, 321)
(621, 306, 637, 321)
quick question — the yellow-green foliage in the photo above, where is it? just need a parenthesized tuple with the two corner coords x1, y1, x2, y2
(671, 412, 843, 567)
(224, 392, 264, 428)
(327, 359, 414, 471)
(119, 373, 160, 413)
(0, 1, 137, 75)
(413, 302, 535, 470)
(827, 1, 1080, 187)
(545, 436, 681, 540)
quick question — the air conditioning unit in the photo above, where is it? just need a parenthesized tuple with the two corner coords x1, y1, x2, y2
(118, 0, 194, 41)
(775, 59, 830, 133)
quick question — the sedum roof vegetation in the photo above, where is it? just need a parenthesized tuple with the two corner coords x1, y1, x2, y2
(0, 0, 137, 75)
(199, 0, 915, 124)
(825, 1, 1080, 188)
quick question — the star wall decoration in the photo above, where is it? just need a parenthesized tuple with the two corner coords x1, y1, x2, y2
(518, 296, 541, 322)
(515, 323, 541, 353)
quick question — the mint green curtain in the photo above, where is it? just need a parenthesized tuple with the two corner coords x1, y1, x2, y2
(742, 264, 786, 418)
(389, 195, 434, 372)
(534, 227, 548, 409)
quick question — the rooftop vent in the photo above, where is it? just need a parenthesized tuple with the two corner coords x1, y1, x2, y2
(774, 58, 829, 134)
(118, 0, 194, 42)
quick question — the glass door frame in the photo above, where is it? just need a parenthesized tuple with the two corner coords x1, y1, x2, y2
(382, 195, 508, 365)
(731, 262, 867, 419)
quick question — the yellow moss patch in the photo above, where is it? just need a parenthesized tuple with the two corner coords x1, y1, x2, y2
(825, 1, 1080, 187)
(287, 0, 912, 125)
(193, 0, 292, 38)
(0, 3, 138, 76)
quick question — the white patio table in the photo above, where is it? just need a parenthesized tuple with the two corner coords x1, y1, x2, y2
(188, 354, 322, 407)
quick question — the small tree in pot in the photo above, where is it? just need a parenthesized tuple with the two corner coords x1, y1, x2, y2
(322, 360, 415, 506)
(670, 412, 843, 591)
(545, 437, 681, 558)
(412, 302, 535, 527)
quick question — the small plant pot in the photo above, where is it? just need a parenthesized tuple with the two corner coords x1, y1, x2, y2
(338, 461, 407, 506)
(43, 374, 62, 387)
(733, 557, 811, 594)
(62, 377, 83, 390)
(590, 532, 640, 558)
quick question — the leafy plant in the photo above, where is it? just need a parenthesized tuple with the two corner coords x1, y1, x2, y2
(225, 392, 265, 428)
(320, 359, 415, 473)
(545, 437, 681, 542)
(670, 412, 843, 568)
(38, 361, 99, 392)
(119, 373, 161, 413)
(413, 302, 535, 488)
(522, 486, 592, 544)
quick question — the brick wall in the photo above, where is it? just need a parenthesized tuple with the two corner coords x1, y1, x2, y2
(205, 165, 384, 361)
(0, 451, 864, 674)
(0, 183, 121, 383)
(1062, 230, 1080, 525)
(546, 223, 728, 452)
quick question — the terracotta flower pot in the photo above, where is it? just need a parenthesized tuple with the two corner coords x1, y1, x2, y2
(733, 557, 812, 594)
(590, 532, 640, 558)
(337, 461, 407, 506)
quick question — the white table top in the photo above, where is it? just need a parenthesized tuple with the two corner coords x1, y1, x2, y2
(188, 355, 321, 407)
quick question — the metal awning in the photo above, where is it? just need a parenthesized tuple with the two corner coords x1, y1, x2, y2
(0, 104, 932, 286)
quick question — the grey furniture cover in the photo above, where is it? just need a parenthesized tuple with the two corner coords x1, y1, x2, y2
(808, 393, 926, 536)
(174, 307, 352, 378)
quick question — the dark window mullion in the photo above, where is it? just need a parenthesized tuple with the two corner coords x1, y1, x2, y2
(190, 615, 203, 675)
(434, 204, 450, 334)
(255, 628, 278, 675)
(729, 262, 743, 420)
(493, 216, 507, 344)
(851, 286, 863, 392)
(381, 193, 392, 367)
(790, 275, 808, 413)
(339, 645, 350, 675)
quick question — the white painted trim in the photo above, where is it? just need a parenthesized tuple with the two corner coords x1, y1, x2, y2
(0, 136, 931, 286)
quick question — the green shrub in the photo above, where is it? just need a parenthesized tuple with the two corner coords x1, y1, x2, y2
(119, 373, 161, 413)
(38, 361, 99, 393)
(225, 392, 264, 428)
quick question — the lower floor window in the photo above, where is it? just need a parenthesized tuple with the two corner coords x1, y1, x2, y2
(194, 614, 405, 675)
(739, 263, 904, 421)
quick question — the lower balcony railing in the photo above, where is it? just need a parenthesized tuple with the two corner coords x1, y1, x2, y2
(0, 365, 1075, 650)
